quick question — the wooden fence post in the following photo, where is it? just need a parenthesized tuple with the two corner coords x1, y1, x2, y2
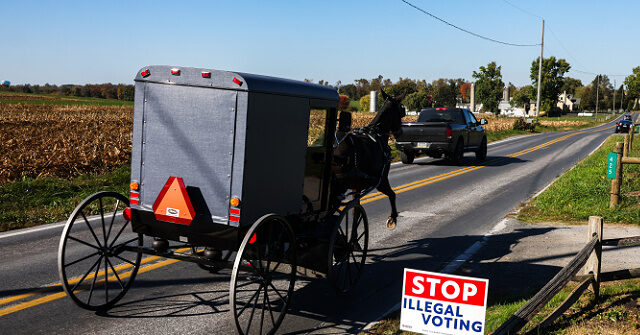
(585, 216, 603, 300)
(610, 142, 624, 208)
(624, 134, 629, 158)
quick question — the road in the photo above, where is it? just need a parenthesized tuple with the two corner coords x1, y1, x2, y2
(0, 116, 626, 334)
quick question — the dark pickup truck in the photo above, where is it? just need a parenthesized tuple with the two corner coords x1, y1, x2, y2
(395, 107, 488, 164)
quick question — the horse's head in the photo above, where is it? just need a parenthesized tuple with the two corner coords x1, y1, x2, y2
(370, 89, 406, 136)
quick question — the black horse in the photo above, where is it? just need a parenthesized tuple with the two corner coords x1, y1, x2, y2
(332, 89, 406, 229)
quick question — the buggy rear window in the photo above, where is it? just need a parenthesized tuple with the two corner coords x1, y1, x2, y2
(417, 109, 464, 124)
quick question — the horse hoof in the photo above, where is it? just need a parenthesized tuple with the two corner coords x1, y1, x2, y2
(386, 217, 397, 230)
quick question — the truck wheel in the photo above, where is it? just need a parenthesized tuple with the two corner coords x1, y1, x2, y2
(476, 137, 487, 161)
(449, 139, 464, 165)
(401, 151, 415, 164)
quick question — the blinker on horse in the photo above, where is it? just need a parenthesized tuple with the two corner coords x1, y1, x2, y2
(333, 89, 406, 229)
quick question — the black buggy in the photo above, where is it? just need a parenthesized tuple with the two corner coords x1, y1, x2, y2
(57, 66, 370, 334)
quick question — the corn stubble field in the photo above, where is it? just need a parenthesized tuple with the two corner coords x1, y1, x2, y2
(1, 104, 590, 184)
(0, 103, 132, 184)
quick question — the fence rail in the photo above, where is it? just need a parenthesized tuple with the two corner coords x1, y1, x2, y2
(492, 215, 640, 334)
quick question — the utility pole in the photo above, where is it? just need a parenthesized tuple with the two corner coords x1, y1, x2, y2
(613, 79, 616, 113)
(535, 19, 544, 117)
(620, 85, 624, 111)
(595, 75, 600, 120)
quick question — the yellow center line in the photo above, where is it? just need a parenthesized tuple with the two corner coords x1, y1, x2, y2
(0, 124, 615, 317)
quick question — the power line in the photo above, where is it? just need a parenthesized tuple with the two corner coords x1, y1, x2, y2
(400, 0, 540, 47)
(501, 0, 543, 20)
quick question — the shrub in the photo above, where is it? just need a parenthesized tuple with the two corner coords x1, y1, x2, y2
(513, 118, 539, 132)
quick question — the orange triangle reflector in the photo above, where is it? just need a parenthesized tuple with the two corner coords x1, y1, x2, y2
(153, 176, 196, 225)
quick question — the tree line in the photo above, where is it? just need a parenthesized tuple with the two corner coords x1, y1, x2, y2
(0, 83, 135, 101)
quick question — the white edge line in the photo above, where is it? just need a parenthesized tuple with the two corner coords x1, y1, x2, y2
(0, 213, 116, 240)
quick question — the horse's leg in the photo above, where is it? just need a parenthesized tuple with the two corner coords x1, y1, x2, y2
(377, 164, 398, 229)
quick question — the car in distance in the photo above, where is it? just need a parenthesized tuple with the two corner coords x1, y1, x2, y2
(615, 119, 634, 133)
(395, 107, 488, 164)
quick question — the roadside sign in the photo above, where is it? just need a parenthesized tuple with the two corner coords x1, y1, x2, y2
(400, 269, 488, 335)
(607, 152, 617, 179)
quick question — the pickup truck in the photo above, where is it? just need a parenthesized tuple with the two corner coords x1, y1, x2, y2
(395, 107, 488, 164)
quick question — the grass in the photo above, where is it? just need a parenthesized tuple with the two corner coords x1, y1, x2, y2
(0, 165, 130, 232)
(518, 132, 640, 225)
(0, 91, 133, 106)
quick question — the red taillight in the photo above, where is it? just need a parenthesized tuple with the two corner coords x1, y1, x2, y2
(201, 71, 211, 78)
(436, 107, 447, 111)
(141, 69, 150, 77)
(249, 233, 257, 244)
(123, 207, 132, 221)
(446, 126, 452, 139)
(170, 68, 180, 75)
(233, 77, 243, 86)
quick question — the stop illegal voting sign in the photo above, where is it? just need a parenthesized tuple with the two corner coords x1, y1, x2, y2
(400, 269, 489, 335)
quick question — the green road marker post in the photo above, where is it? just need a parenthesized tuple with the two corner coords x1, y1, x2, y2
(607, 152, 617, 179)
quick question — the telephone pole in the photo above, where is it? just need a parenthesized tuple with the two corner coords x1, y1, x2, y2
(535, 19, 544, 117)
(595, 75, 600, 120)
(613, 79, 616, 113)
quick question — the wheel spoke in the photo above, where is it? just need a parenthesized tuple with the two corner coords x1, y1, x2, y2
(350, 251, 361, 271)
(259, 288, 266, 335)
(104, 256, 109, 304)
(268, 282, 287, 304)
(235, 279, 262, 289)
(237, 283, 262, 317)
(106, 200, 120, 242)
(113, 254, 137, 266)
(67, 235, 100, 250)
(86, 256, 102, 305)
(106, 257, 125, 290)
(108, 221, 131, 249)
(112, 236, 140, 249)
(264, 285, 277, 328)
(99, 197, 107, 247)
(70, 255, 102, 293)
(80, 211, 103, 249)
(65, 250, 101, 268)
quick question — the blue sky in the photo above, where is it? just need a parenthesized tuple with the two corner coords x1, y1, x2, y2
(1, 0, 637, 87)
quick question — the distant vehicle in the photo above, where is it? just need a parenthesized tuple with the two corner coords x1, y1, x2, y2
(395, 107, 488, 164)
(1, 80, 10, 86)
(615, 119, 634, 133)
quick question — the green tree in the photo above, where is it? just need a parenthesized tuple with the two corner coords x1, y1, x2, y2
(359, 93, 384, 112)
(561, 77, 582, 95)
(429, 78, 457, 107)
(510, 85, 532, 108)
(472, 62, 504, 113)
(624, 66, 640, 109)
(529, 56, 571, 112)
(402, 91, 432, 111)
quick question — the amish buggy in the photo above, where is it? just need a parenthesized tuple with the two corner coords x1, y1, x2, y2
(57, 66, 405, 334)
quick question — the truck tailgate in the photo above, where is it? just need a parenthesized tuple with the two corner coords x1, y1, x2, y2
(396, 122, 449, 142)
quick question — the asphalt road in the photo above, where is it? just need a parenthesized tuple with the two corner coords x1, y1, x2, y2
(0, 115, 628, 334)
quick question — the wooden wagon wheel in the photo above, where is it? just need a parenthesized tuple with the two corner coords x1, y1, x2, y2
(57, 191, 142, 311)
(230, 214, 297, 335)
(327, 203, 369, 295)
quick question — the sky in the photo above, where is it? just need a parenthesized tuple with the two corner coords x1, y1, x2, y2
(1, 0, 638, 87)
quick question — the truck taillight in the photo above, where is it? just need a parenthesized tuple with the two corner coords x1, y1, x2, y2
(436, 107, 447, 111)
(446, 126, 452, 139)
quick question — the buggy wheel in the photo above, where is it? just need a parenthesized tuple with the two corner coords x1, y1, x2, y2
(190, 246, 232, 273)
(327, 204, 368, 295)
(230, 214, 297, 335)
(57, 191, 142, 311)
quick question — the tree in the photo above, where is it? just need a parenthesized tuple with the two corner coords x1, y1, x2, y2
(402, 91, 432, 112)
(561, 77, 582, 95)
(624, 66, 640, 108)
(511, 85, 532, 108)
(429, 78, 457, 107)
(529, 56, 571, 112)
(359, 93, 383, 112)
(386, 78, 418, 97)
(338, 94, 350, 111)
(460, 82, 471, 102)
(338, 84, 357, 99)
(472, 62, 504, 113)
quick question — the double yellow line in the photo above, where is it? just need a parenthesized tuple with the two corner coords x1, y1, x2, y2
(0, 125, 614, 317)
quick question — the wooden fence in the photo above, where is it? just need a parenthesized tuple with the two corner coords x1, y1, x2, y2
(610, 123, 639, 207)
(492, 216, 640, 334)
